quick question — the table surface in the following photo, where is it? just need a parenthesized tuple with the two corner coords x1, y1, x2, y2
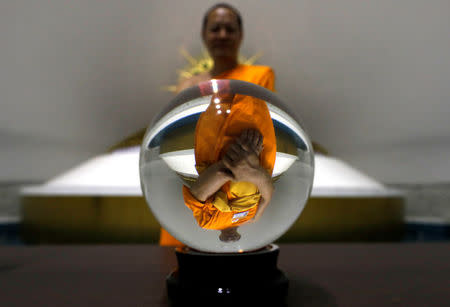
(0, 243, 449, 307)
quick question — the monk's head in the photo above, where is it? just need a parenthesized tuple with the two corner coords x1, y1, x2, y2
(219, 226, 241, 242)
(202, 3, 243, 60)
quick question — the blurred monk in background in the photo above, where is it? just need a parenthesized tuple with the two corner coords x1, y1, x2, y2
(176, 3, 275, 92)
(160, 3, 277, 246)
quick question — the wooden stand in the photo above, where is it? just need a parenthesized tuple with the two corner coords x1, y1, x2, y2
(166, 244, 288, 306)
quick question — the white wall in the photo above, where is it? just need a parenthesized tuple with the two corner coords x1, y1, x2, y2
(1, 0, 450, 183)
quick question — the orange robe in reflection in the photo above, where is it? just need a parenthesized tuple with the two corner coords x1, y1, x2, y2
(160, 65, 276, 246)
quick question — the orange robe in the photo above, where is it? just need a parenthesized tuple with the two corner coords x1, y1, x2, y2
(160, 65, 276, 246)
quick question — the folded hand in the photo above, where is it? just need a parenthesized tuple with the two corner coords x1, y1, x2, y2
(222, 129, 264, 182)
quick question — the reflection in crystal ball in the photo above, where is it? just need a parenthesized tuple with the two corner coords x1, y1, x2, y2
(140, 80, 314, 253)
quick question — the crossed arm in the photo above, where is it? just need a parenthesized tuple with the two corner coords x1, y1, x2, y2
(190, 129, 274, 222)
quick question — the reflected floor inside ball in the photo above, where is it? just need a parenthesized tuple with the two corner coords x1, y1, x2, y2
(140, 155, 313, 253)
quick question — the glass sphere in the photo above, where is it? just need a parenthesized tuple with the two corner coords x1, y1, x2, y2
(140, 79, 314, 253)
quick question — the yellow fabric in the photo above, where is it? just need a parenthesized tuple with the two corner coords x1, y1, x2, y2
(183, 185, 258, 230)
(212, 181, 261, 212)
(183, 67, 276, 230)
(216, 64, 275, 91)
(159, 228, 183, 246)
(194, 92, 276, 176)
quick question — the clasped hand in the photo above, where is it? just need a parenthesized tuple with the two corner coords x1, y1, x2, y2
(222, 129, 264, 182)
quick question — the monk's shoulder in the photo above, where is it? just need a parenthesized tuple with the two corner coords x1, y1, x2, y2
(238, 65, 275, 90)
(242, 64, 274, 76)
(177, 72, 210, 93)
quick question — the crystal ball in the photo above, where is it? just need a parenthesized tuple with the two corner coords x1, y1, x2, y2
(140, 79, 314, 253)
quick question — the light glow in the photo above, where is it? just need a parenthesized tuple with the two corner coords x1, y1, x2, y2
(211, 79, 218, 93)
(22, 149, 397, 197)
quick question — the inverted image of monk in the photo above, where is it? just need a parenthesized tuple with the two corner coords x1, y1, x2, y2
(183, 92, 276, 242)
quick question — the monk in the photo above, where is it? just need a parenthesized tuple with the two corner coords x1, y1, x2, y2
(160, 3, 277, 245)
(184, 120, 275, 242)
(176, 3, 275, 92)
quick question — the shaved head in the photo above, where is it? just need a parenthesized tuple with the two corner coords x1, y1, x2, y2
(202, 3, 243, 34)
